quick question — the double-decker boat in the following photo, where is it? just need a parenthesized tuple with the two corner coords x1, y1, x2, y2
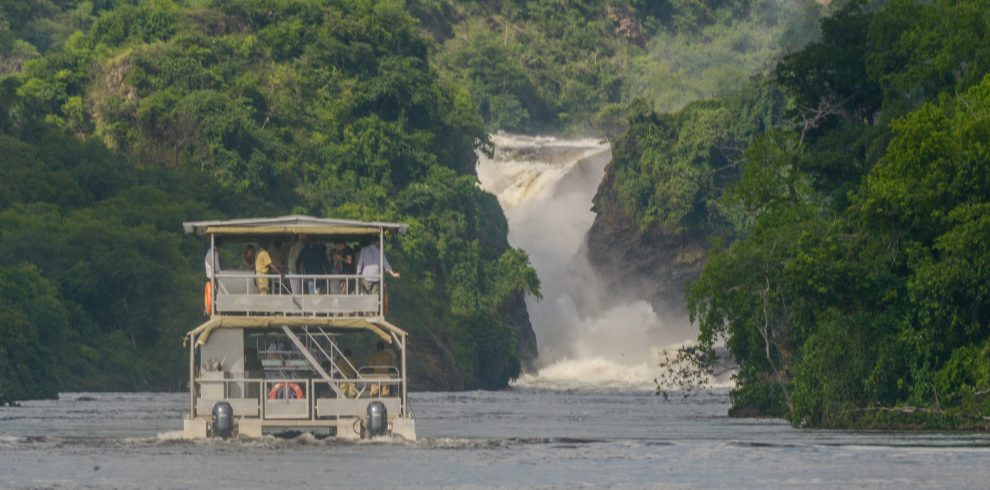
(180, 215, 415, 440)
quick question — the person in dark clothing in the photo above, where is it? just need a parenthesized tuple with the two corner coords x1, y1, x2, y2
(342, 243, 357, 275)
(329, 241, 354, 294)
(296, 238, 330, 293)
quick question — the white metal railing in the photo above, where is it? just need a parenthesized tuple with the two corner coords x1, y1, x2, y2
(215, 273, 368, 296)
(211, 272, 383, 316)
(358, 366, 400, 377)
(194, 374, 403, 419)
(196, 375, 401, 399)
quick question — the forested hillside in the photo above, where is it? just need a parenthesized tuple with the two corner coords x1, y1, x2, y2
(419, 0, 822, 133)
(0, 0, 832, 403)
(0, 0, 541, 403)
(598, 0, 990, 428)
(5, 0, 985, 428)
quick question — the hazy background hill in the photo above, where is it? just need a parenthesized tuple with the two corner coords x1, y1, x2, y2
(419, 0, 822, 133)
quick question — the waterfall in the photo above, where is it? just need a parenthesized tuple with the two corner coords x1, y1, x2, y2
(477, 133, 697, 390)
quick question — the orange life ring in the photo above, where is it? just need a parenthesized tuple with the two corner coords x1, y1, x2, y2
(203, 282, 212, 316)
(268, 382, 303, 400)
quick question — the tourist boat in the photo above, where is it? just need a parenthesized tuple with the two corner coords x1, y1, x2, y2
(180, 215, 415, 440)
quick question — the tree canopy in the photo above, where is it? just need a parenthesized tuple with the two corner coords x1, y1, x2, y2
(675, 0, 990, 427)
(0, 0, 543, 401)
(426, 0, 822, 133)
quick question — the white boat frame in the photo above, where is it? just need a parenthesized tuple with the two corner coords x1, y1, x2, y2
(181, 215, 415, 440)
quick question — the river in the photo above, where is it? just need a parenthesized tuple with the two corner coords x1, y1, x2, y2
(2, 390, 989, 489)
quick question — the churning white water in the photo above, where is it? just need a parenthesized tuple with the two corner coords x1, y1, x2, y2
(477, 134, 699, 390)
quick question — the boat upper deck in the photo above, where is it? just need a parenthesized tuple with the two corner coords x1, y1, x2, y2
(186, 215, 407, 318)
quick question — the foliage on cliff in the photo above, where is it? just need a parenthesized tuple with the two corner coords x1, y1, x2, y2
(0, 0, 540, 399)
(0, 264, 62, 404)
(602, 78, 787, 237)
(679, 0, 990, 427)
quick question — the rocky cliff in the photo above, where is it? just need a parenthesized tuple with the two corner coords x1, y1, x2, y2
(585, 160, 709, 318)
(500, 291, 539, 371)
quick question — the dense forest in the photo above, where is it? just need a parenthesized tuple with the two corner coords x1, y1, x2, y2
(0, 0, 546, 403)
(3, 0, 986, 431)
(0, 0, 815, 403)
(602, 0, 990, 428)
(423, 0, 820, 133)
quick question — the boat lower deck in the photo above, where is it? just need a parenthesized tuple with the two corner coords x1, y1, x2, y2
(185, 317, 414, 441)
(183, 413, 416, 440)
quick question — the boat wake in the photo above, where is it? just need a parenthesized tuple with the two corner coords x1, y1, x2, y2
(0, 431, 419, 450)
(0, 430, 615, 452)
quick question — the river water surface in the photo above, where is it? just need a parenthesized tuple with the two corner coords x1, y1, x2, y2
(2, 390, 989, 489)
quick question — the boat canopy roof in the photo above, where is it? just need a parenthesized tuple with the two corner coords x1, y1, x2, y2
(186, 316, 407, 347)
(183, 215, 409, 238)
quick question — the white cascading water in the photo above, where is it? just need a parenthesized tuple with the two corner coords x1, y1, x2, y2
(477, 133, 697, 391)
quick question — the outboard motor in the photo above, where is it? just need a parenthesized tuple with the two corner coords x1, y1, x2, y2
(366, 401, 388, 437)
(211, 401, 234, 438)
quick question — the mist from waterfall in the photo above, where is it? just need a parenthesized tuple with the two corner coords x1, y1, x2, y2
(477, 133, 697, 390)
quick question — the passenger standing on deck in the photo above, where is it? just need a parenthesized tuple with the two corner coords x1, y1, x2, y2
(204, 238, 224, 279)
(356, 238, 399, 295)
(270, 240, 288, 272)
(203, 239, 224, 316)
(343, 242, 357, 293)
(329, 241, 353, 294)
(254, 241, 281, 294)
(270, 240, 288, 292)
(240, 245, 256, 271)
(287, 235, 306, 295)
(297, 237, 330, 293)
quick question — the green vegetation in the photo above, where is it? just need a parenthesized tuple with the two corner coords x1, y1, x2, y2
(423, 0, 822, 133)
(617, 0, 990, 428)
(0, 0, 542, 402)
(0, 264, 62, 404)
(604, 77, 787, 237)
(6, 0, 984, 427)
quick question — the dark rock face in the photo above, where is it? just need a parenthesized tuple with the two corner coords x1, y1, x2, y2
(499, 291, 539, 372)
(407, 329, 467, 391)
(585, 160, 708, 317)
(403, 293, 537, 389)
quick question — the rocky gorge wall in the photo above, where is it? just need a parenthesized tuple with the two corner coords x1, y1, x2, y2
(585, 162, 709, 320)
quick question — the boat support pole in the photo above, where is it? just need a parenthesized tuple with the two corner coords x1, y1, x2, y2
(209, 233, 216, 316)
(401, 334, 408, 416)
(379, 227, 384, 317)
(188, 332, 196, 417)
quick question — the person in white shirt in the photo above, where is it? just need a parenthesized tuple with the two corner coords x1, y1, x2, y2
(287, 235, 306, 295)
(356, 238, 399, 295)
(204, 238, 224, 280)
